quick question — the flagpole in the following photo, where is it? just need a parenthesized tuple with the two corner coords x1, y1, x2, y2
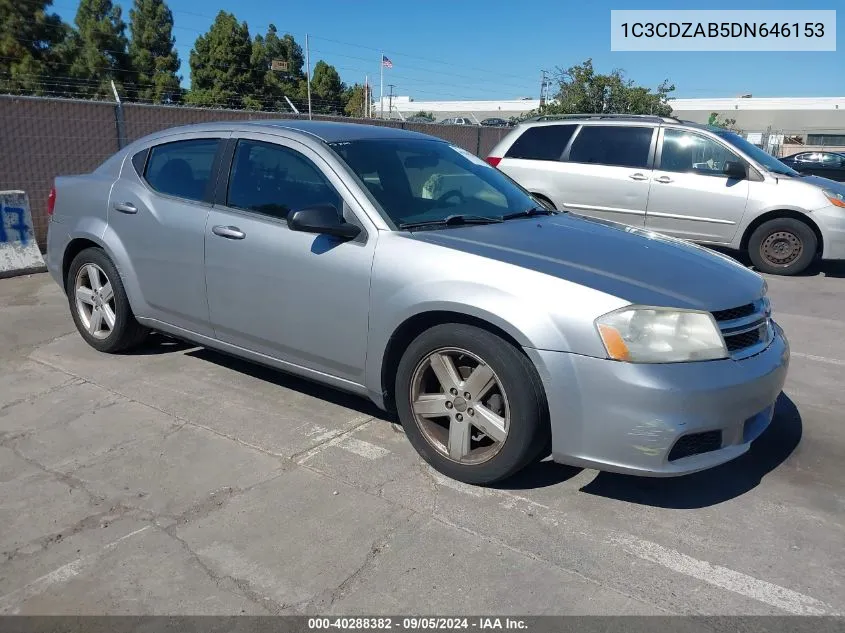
(364, 75, 368, 118)
(306, 33, 312, 120)
(380, 53, 385, 119)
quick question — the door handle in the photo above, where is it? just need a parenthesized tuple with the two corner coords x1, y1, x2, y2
(655, 176, 674, 184)
(211, 225, 246, 240)
(629, 173, 648, 181)
(113, 202, 137, 214)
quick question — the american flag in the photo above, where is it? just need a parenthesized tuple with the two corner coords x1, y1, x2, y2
(382, 55, 393, 69)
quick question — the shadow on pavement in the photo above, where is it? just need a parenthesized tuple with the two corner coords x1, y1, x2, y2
(184, 346, 390, 421)
(577, 392, 802, 508)
(493, 458, 583, 491)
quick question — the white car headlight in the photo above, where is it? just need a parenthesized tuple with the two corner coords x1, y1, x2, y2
(596, 306, 728, 363)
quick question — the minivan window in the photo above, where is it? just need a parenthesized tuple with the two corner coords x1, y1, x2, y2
(226, 140, 341, 220)
(506, 125, 576, 161)
(144, 139, 219, 202)
(712, 129, 799, 176)
(660, 129, 740, 176)
(568, 126, 653, 169)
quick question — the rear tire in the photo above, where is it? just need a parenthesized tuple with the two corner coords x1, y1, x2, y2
(395, 324, 550, 485)
(747, 218, 817, 276)
(66, 247, 148, 353)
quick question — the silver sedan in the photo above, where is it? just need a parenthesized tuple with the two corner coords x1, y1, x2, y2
(46, 121, 789, 484)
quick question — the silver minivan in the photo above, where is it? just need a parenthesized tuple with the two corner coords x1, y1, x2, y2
(488, 115, 845, 275)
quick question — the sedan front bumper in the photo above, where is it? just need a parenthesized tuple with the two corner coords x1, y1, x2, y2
(526, 323, 789, 476)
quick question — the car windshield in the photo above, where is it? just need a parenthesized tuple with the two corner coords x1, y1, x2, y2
(712, 129, 800, 176)
(329, 138, 540, 228)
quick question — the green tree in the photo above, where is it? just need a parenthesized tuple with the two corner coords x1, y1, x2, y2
(708, 112, 738, 130)
(69, 0, 131, 99)
(343, 83, 368, 117)
(411, 110, 434, 121)
(0, 0, 71, 95)
(526, 58, 674, 119)
(187, 11, 257, 109)
(310, 60, 344, 114)
(128, 0, 181, 103)
(251, 25, 305, 111)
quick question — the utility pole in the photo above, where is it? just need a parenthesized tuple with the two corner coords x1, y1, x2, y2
(305, 33, 312, 120)
(539, 70, 548, 108)
(387, 84, 396, 118)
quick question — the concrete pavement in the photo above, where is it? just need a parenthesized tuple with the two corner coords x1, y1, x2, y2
(0, 265, 843, 615)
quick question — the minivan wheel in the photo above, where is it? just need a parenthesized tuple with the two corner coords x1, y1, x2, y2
(748, 218, 817, 276)
(67, 247, 148, 353)
(395, 324, 549, 485)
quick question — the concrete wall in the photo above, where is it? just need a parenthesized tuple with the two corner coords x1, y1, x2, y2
(0, 190, 46, 278)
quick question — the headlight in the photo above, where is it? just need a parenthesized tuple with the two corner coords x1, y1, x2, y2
(823, 189, 845, 208)
(596, 306, 727, 363)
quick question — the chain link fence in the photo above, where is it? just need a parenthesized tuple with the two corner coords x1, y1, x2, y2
(0, 95, 512, 248)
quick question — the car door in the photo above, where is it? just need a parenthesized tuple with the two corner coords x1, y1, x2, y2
(815, 153, 845, 182)
(203, 134, 376, 385)
(107, 133, 227, 336)
(645, 127, 750, 243)
(556, 124, 656, 226)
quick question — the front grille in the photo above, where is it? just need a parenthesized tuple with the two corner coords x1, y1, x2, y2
(668, 430, 723, 461)
(712, 303, 755, 322)
(711, 301, 770, 356)
(724, 326, 764, 352)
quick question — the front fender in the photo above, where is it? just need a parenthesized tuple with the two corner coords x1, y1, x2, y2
(364, 278, 569, 403)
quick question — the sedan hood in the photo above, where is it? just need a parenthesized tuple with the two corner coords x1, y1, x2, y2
(405, 214, 765, 311)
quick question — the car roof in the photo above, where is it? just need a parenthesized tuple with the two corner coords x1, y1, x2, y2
(137, 119, 441, 145)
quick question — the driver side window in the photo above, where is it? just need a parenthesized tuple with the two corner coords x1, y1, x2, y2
(660, 129, 740, 177)
(227, 140, 341, 220)
(398, 149, 508, 208)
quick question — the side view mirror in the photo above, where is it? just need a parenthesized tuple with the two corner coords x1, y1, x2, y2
(288, 205, 361, 240)
(723, 161, 747, 180)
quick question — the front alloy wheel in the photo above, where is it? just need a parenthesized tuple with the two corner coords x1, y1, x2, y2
(410, 347, 510, 465)
(396, 324, 549, 485)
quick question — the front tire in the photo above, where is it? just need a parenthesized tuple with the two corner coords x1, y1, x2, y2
(395, 324, 549, 485)
(748, 218, 817, 275)
(66, 247, 148, 353)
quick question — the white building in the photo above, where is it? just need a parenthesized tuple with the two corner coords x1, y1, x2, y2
(379, 95, 845, 143)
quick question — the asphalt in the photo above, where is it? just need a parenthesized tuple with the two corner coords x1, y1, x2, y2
(0, 261, 843, 616)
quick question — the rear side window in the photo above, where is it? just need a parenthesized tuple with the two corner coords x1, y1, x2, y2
(506, 125, 576, 161)
(568, 126, 653, 169)
(144, 139, 220, 202)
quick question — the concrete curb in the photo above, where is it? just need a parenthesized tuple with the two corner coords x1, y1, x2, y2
(0, 190, 47, 279)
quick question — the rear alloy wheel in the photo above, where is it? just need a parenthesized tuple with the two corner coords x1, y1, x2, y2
(67, 247, 148, 353)
(748, 218, 817, 276)
(396, 324, 549, 485)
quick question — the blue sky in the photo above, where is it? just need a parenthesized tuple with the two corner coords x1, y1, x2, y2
(52, 0, 844, 101)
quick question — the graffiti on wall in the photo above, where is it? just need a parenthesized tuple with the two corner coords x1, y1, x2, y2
(0, 204, 31, 246)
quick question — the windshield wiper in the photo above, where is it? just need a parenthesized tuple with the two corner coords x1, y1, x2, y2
(500, 206, 555, 221)
(398, 214, 503, 230)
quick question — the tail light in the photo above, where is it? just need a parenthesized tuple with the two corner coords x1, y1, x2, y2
(485, 156, 502, 168)
(47, 186, 56, 216)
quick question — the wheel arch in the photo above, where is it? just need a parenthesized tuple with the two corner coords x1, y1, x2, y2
(740, 209, 824, 255)
(378, 310, 531, 413)
(530, 192, 557, 210)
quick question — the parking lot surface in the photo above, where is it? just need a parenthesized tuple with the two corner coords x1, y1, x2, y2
(0, 264, 843, 616)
